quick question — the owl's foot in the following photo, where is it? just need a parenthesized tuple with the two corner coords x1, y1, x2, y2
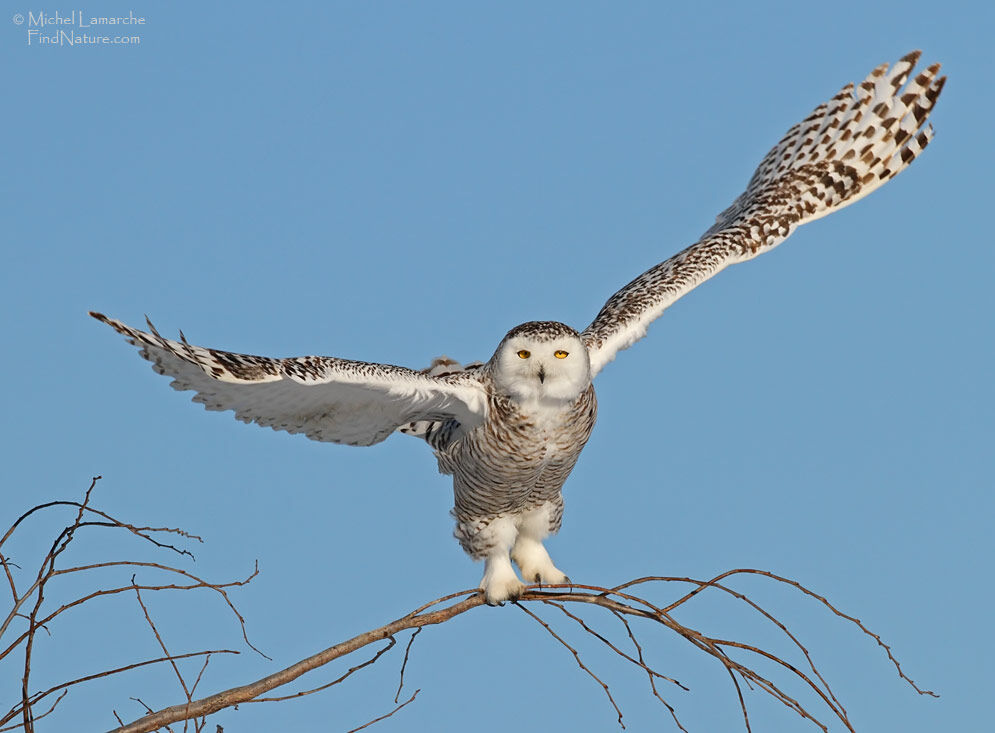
(479, 555, 526, 606)
(511, 537, 570, 587)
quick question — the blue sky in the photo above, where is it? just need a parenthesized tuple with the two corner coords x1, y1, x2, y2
(3, 2, 992, 731)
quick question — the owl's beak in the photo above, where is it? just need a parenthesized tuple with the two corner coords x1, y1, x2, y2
(538, 365, 546, 383)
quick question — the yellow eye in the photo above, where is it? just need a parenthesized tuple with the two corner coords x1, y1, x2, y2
(554, 350, 569, 359)
(517, 350, 531, 359)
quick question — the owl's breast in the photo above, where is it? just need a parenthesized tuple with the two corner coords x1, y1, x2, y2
(443, 385, 597, 518)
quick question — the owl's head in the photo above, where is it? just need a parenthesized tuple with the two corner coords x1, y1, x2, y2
(490, 321, 591, 404)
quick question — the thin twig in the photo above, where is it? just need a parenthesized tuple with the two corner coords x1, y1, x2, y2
(394, 627, 422, 704)
(0, 482, 252, 647)
(515, 602, 625, 729)
(190, 656, 212, 699)
(635, 570, 936, 697)
(132, 580, 190, 700)
(16, 481, 99, 733)
(1, 569, 262, 665)
(547, 600, 685, 690)
(1, 651, 237, 727)
(0, 554, 18, 605)
(609, 608, 690, 732)
(345, 689, 420, 733)
(0, 690, 67, 732)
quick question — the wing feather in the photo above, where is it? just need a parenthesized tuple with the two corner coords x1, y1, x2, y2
(90, 312, 488, 446)
(582, 51, 944, 377)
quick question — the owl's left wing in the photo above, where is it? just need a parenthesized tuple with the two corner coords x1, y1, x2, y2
(582, 51, 944, 378)
(90, 312, 488, 446)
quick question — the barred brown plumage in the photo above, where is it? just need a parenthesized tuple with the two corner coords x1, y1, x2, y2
(581, 51, 944, 377)
(90, 52, 944, 605)
(444, 377, 597, 557)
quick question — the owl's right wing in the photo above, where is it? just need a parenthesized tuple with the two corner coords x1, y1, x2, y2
(582, 51, 944, 378)
(91, 312, 488, 447)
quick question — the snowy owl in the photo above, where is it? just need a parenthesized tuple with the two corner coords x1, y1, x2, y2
(91, 52, 944, 604)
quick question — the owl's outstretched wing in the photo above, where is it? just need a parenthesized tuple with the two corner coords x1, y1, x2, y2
(90, 312, 488, 446)
(582, 51, 944, 378)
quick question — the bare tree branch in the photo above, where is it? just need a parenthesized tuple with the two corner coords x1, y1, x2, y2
(246, 639, 397, 704)
(3, 480, 935, 733)
(105, 575, 935, 733)
(1, 479, 258, 731)
(107, 593, 483, 732)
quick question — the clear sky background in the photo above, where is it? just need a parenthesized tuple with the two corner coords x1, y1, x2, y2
(3, 2, 992, 731)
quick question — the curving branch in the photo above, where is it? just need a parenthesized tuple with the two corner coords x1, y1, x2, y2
(2, 480, 936, 733)
(108, 575, 935, 733)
